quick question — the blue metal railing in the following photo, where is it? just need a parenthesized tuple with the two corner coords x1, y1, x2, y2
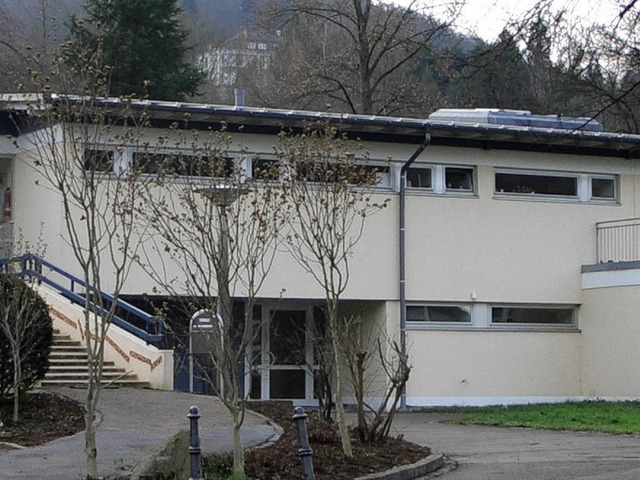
(0, 253, 164, 344)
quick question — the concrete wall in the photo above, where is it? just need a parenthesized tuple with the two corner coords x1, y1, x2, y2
(405, 329, 582, 406)
(10, 130, 639, 305)
(581, 268, 640, 399)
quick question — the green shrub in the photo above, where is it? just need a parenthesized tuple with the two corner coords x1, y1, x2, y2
(0, 274, 53, 397)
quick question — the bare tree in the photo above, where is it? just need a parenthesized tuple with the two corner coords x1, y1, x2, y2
(18, 95, 149, 479)
(275, 124, 389, 457)
(259, 0, 464, 115)
(341, 315, 411, 444)
(136, 131, 289, 475)
(12, 34, 152, 474)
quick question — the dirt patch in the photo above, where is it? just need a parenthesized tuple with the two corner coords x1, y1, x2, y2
(205, 401, 431, 480)
(0, 391, 85, 448)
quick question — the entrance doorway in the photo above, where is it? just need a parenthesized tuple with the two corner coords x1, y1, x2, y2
(0, 162, 13, 258)
(247, 305, 316, 402)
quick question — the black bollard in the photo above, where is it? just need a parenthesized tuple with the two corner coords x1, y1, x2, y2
(293, 406, 316, 480)
(188, 406, 203, 480)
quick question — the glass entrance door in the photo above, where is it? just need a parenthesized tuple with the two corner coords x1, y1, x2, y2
(247, 306, 314, 401)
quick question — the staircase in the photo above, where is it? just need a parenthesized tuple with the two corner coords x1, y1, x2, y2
(41, 330, 149, 388)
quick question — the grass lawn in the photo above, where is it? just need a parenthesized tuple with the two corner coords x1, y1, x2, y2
(447, 401, 640, 435)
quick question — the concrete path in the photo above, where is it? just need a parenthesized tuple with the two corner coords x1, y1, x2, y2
(0, 387, 276, 480)
(392, 412, 640, 480)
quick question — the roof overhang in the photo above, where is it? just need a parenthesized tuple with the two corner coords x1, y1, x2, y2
(2, 94, 640, 159)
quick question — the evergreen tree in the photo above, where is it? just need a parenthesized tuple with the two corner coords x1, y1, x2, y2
(66, 0, 204, 100)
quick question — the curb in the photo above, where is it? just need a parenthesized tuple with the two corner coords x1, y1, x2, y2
(245, 408, 284, 450)
(354, 453, 445, 480)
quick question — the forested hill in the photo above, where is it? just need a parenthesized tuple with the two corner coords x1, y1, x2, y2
(0, 0, 638, 133)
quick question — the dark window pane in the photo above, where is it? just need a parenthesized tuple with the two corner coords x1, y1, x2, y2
(592, 178, 616, 199)
(270, 310, 306, 365)
(270, 369, 306, 399)
(446, 167, 473, 191)
(249, 370, 261, 399)
(132, 152, 234, 177)
(495, 173, 577, 196)
(252, 158, 280, 180)
(406, 168, 432, 188)
(492, 307, 574, 325)
(407, 305, 471, 322)
(84, 149, 113, 172)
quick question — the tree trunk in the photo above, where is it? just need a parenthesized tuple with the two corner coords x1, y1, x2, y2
(85, 407, 98, 479)
(231, 408, 245, 476)
(85, 352, 99, 479)
(331, 331, 353, 458)
(12, 351, 21, 423)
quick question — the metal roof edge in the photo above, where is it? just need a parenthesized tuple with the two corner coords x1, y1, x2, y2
(3, 95, 640, 153)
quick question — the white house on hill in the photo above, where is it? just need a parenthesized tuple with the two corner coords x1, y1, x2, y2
(2, 95, 640, 406)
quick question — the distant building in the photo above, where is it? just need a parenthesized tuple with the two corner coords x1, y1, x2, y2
(201, 29, 281, 87)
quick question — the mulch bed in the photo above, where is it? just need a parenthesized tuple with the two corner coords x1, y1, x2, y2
(0, 392, 85, 448)
(205, 401, 431, 480)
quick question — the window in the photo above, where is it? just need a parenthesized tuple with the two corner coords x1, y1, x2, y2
(591, 177, 616, 200)
(445, 167, 474, 191)
(407, 303, 578, 330)
(295, 161, 390, 187)
(251, 157, 280, 181)
(359, 164, 391, 188)
(491, 307, 575, 325)
(406, 165, 475, 195)
(495, 172, 577, 197)
(407, 305, 471, 323)
(406, 167, 432, 189)
(132, 152, 235, 177)
(84, 149, 114, 172)
(495, 169, 617, 202)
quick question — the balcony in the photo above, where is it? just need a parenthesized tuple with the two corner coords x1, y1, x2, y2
(596, 218, 640, 263)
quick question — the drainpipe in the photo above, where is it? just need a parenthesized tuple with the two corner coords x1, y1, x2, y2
(399, 130, 431, 409)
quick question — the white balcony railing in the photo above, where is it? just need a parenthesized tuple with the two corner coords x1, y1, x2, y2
(596, 218, 640, 263)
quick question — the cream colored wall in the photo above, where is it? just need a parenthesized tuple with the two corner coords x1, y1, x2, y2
(405, 147, 639, 304)
(405, 329, 582, 404)
(580, 284, 640, 398)
(337, 301, 393, 403)
(10, 127, 640, 306)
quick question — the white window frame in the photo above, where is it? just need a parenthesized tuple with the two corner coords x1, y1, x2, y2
(589, 174, 618, 202)
(404, 164, 476, 196)
(490, 304, 577, 329)
(406, 302, 579, 331)
(406, 303, 473, 325)
(494, 168, 618, 203)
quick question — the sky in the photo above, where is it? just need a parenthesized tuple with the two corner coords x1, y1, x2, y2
(392, 0, 621, 40)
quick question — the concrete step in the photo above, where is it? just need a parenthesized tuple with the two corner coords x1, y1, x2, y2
(48, 360, 116, 367)
(51, 345, 85, 351)
(45, 328, 150, 388)
(47, 365, 123, 372)
(51, 339, 82, 347)
(44, 372, 138, 380)
(40, 379, 150, 388)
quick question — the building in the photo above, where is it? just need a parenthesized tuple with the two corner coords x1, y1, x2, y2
(200, 29, 280, 88)
(2, 95, 640, 406)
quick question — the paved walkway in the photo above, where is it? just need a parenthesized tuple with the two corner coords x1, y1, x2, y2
(4, 391, 640, 480)
(0, 387, 276, 480)
(392, 412, 640, 480)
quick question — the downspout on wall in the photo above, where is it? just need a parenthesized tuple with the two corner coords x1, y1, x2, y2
(400, 130, 431, 409)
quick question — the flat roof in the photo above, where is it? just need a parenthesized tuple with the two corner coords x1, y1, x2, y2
(2, 94, 640, 158)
